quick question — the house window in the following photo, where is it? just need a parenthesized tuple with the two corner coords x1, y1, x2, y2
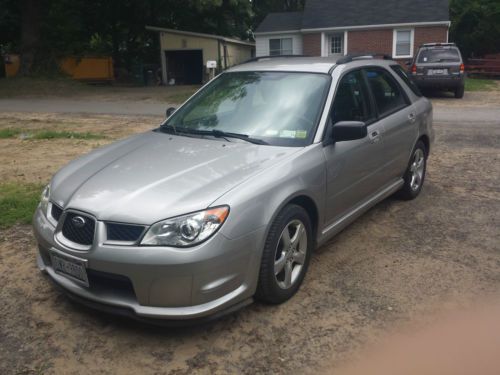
(330, 35, 343, 55)
(269, 38, 293, 56)
(393, 29, 414, 58)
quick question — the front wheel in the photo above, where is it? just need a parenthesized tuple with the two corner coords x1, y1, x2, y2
(255, 204, 313, 304)
(397, 141, 427, 200)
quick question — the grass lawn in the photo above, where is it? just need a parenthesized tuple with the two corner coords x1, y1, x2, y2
(0, 128, 105, 140)
(0, 77, 199, 103)
(0, 77, 89, 98)
(0, 183, 44, 228)
(465, 78, 498, 91)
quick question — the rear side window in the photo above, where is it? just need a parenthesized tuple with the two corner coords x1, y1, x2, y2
(364, 68, 408, 117)
(390, 64, 422, 97)
(331, 70, 374, 124)
(417, 48, 461, 63)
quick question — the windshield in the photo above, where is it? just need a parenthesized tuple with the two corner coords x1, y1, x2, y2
(164, 71, 331, 147)
(418, 48, 461, 63)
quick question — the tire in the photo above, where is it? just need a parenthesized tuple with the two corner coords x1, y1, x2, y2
(255, 204, 313, 304)
(397, 141, 427, 201)
(455, 85, 465, 99)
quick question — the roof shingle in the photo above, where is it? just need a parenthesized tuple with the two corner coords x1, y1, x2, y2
(255, 0, 449, 33)
(255, 11, 303, 33)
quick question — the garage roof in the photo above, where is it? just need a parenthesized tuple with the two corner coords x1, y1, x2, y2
(145, 26, 255, 47)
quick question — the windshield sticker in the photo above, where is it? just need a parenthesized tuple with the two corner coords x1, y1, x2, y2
(279, 130, 308, 139)
(280, 130, 296, 138)
(296, 130, 308, 139)
(265, 130, 279, 136)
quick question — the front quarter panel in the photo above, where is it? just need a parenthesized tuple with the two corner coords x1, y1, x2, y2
(212, 144, 326, 241)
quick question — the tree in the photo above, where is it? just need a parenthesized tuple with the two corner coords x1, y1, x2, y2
(450, 0, 500, 58)
(19, 0, 45, 75)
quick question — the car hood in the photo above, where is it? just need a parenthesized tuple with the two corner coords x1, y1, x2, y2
(50, 131, 299, 224)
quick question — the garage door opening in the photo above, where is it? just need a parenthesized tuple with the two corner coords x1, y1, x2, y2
(165, 50, 203, 85)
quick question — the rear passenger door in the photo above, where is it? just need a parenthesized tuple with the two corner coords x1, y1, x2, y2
(363, 67, 418, 181)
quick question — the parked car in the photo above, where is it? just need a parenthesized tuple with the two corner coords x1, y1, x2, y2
(410, 43, 466, 98)
(33, 56, 434, 324)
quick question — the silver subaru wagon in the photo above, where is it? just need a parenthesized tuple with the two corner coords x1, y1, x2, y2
(33, 56, 433, 323)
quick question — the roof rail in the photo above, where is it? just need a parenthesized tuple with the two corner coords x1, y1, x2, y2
(242, 55, 308, 64)
(421, 42, 456, 47)
(336, 53, 393, 65)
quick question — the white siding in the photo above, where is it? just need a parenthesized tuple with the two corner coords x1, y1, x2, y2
(255, 34, 303, 56)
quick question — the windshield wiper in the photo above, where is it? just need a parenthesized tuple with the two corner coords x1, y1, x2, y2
(159, 124, 178, 134)
(159, 125, 268, 145)
(210, 130, 268, 145)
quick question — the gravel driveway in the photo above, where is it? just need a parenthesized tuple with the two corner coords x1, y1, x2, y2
(0, 94, 499, 374)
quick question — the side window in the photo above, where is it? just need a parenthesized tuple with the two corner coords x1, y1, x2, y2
(331, 70, 374, 124)
(364, 68, 408, 116)
(390, 64, 422, 97)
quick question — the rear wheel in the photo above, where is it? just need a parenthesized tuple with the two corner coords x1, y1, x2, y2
(397, 141, 427, 200)
(455, 85, 465, 99)
(256, 204, 313, 304)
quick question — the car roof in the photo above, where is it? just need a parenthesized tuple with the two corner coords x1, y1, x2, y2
(228, 56, 397, 74)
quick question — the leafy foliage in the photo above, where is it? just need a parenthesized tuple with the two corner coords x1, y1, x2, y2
(450, 0, 500, 57)
(1, 0, 497, 74)
(1, 0, 257, 74)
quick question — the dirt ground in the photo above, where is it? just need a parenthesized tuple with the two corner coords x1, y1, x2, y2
(0, 92, 499, 374)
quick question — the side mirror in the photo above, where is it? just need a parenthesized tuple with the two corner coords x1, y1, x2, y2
(166, 107, 176, 118)
(332, 121, 367, 142)
(405, 61, 412, 67)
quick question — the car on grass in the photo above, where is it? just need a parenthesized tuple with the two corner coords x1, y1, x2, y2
(33, 55, 434, 324)
(410, 43, 466, 98)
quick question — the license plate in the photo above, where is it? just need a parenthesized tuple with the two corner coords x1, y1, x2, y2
(428, 69, 447, 75)
(50, 251, 89, 287)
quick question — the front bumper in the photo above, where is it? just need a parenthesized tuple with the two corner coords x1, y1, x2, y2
(33, 207, 264, 321)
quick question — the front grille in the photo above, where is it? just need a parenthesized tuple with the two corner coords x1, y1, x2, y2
(106, 223, 145, 242)
(51, 204, 63, 222)
(62, 212, 95, 246)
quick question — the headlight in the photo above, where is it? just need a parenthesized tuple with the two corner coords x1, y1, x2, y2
(40, 185, 50, 217)
(140, 206, 229, 247)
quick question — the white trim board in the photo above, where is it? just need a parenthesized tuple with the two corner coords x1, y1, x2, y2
(299, 21, 450, 33)
(254, 30, 302, 36)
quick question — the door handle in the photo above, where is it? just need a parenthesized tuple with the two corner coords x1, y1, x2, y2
(408, 112, 417, 124)
(369, 130, 381, 143)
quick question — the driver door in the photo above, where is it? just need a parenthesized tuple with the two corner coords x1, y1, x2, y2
(322, 69, 388, 227)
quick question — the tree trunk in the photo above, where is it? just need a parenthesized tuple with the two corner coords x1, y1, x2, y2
(19, 0, 42, 76)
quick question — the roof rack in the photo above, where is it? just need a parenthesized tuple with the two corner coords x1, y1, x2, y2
(421, 42, 456, 47)
(243, 55, 308, 64)
(336, 53, 393, 65)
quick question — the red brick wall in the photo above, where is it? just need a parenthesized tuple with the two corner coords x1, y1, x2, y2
(346, 26, 448, 59)
(303, 33, 321, 56)
(347, 29, 394, 56)
(300, 26, 448, 59)
(414, 26, 448, 48)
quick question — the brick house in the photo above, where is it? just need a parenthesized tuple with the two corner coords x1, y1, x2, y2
(255, 0, 450, 62)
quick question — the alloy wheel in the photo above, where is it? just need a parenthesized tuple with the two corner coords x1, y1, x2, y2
(274, 219, 308, 289)
(409, 149, 425, 191)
